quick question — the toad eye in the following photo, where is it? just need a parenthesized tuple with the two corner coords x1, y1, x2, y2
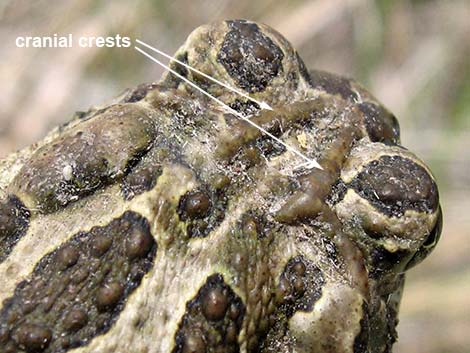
(333, 142, 441, 275)
(162, 19, 310, 112)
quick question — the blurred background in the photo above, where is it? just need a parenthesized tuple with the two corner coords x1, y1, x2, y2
(0, 0, 468, 352)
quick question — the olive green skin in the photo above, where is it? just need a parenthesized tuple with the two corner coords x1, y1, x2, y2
(0, 20, 441, 353)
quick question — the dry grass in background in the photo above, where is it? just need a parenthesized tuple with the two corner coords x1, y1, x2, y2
(1, 1, 469, 352)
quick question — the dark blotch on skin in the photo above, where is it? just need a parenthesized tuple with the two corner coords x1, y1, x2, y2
(358, 102, 400, 145)
(274, 256, 324, 315)
(255, 256, 325, 352)
(0, 196, 30, 264)
(217, 20, 284, 92)
(0, 211, 156, 353)
(349, 155, 439, 217)
(309, 70, 359, 101)
(177, 187, 227, 238)
(121, 165, 162, 201)
(172, 274, 245, 353)
(121, 142, 178, 201)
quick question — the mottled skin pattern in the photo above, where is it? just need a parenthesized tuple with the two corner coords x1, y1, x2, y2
(0, 20, 441, 353)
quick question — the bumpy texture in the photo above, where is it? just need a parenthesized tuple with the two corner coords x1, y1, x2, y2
(0, 20, 442, 353)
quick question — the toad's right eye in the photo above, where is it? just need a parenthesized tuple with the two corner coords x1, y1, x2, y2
(333, 142, 441, 275)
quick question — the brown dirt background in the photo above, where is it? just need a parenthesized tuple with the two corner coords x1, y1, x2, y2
(0, 1, 468, 352)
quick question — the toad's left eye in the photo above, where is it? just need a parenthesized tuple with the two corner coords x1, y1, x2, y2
(161, 19, 311, 113)
(332, 142, 442, 275)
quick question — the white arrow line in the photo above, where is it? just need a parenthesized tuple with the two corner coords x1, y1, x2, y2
(135, 38, 273, 111)
(135, 46, 322, 170)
